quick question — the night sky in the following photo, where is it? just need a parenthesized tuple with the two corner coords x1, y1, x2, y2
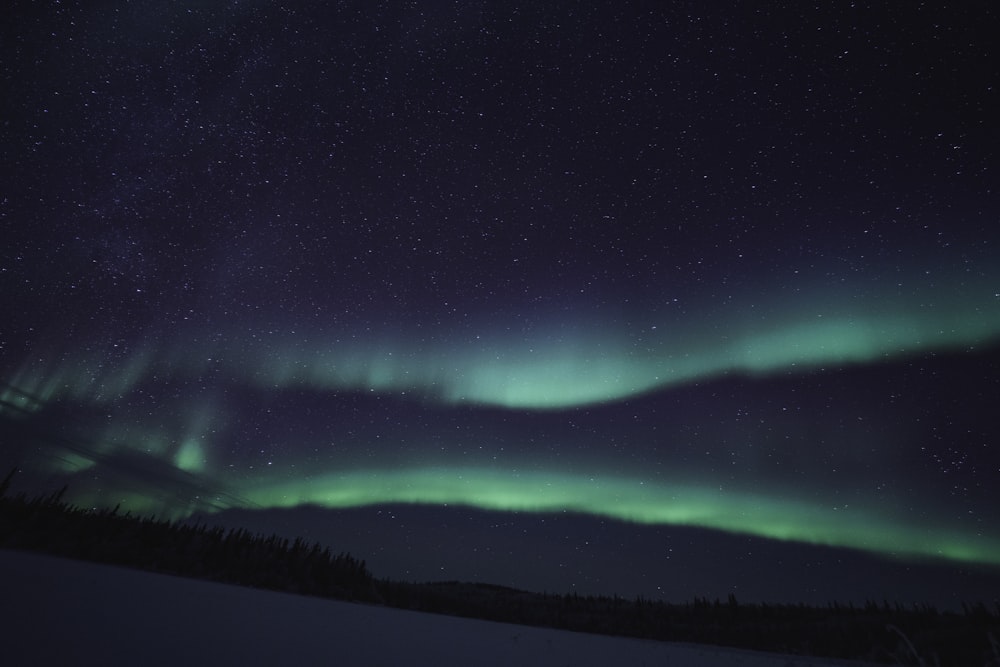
(3, 2, 999, 608)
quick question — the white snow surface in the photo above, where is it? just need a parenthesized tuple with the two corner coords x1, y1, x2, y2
(1, 549, 877, 666)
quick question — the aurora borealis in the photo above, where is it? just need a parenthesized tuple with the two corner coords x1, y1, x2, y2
(3, 1, 1000, 607)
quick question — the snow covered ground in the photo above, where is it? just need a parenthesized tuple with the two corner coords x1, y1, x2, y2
(1, 549, 878, 666)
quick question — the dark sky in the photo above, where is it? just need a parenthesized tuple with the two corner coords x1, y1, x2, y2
(2, 1, 999, 608)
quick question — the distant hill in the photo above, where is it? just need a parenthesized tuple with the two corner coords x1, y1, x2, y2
(2, 475, 998, 665)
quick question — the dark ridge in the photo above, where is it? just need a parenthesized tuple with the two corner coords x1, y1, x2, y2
(2, 469, 998, 665)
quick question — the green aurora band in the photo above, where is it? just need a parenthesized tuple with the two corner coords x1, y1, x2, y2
(238, 466, 1000, 566)
(31, 447, 1000, 568)
(3, 286, 1000, 569)
(4, 289, 1000, 412)
(249, 294, 1000, 408)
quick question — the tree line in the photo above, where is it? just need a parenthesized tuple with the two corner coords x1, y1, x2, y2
(1, 469, 997, 665)
(0, 469, 376, 602)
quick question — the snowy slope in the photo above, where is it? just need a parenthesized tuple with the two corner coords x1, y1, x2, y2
(0, 549, 877, 666)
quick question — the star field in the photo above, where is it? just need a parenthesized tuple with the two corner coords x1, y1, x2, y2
(2, 1, 999, 606)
